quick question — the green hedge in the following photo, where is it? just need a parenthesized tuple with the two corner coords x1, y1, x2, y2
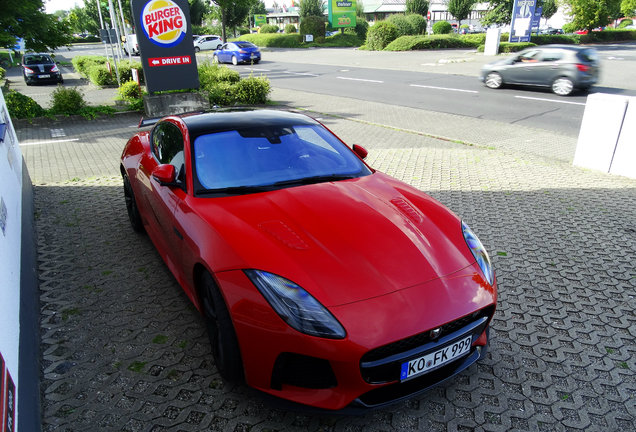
(4, 90, 46, 119)
(477, 42, 536, 53)
(235, 33, 302, 47)
(366, 21, 399, 50)
(197, 62, 271, 107)
(385, 34, 479, 51)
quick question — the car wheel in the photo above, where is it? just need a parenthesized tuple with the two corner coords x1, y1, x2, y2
(123, 175, 145, 233)
(552, 77, 574, 96)
(212, 54, 219, 64)
(194, 46, 200, 53)
(485, 72, 503, 89)
(200, 271, 244, 382)
(232, 55, 238, 66)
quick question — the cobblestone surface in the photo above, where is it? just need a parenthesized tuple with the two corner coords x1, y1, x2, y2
(18, 88, 636, 431)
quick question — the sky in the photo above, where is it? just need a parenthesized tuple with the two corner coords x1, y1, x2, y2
(44, 0, 281, 13)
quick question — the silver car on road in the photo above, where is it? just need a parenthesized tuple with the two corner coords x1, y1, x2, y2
(480, 45, 600, 96)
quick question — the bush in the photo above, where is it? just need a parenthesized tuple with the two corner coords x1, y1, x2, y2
(118, 80, 142, 100)
(406, 14, 427, 35)
(117, 60, 145, 85)
(88, 64, 116, 86)
(259, 24, 280, 33)
(461, 33, 487, 46)
(198, 63, 241, 90)
(285, 24, 297, 34)
(387, 14, 416, 37)
(72, 55, 107, 77)
(0, 67, 5, 80)
(4, 90, 46, 119)
(478, 41, 537, 53)
(385, 34, 477, 51)
(562, 23, 578, 34)
(352, 19, 370, 39)
(238, 33, 303, 48)
(300, 15, 326, 39)
(432, 21, 453, 35)
(234, 76, 271, 104)
(366, 21, 399, 50)
(206, 82, 236, 106)
(50, 86, 87, 115)
(531, 34, 579, 45)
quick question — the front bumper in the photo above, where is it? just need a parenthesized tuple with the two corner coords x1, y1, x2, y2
(216, 264, 497, 410)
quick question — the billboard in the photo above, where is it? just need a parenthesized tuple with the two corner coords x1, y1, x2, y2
(254, 14, 267, 28)
(509, 0, 537, 43)
(328, 0, 356, 29)
(131, 0, 199, 93)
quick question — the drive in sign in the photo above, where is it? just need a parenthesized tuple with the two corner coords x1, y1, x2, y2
(509, 0, 537, 43)
(131, 0, 199, 93)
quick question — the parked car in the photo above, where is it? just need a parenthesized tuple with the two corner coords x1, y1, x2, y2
(193, 34, 223, 52)
(122, 34, 139, 55)
(480, 45, 600, 96)
(539, 27, 564, 35)
(213, 41, 261, 65)
(21, 53, 63, 85)
(120, 109, 497, 410)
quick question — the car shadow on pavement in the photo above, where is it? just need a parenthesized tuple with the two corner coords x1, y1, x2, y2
(33, 176, 636, 430)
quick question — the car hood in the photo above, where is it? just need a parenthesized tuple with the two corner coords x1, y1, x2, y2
(196, 173, 476, 307)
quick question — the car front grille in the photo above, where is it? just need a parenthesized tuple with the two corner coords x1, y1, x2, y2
(360, 305, 494, 384)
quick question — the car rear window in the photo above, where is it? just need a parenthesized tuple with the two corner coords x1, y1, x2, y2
(235, 42, 255, 48)
(25, 55, 51, 65)
(578, 49, 598, 62)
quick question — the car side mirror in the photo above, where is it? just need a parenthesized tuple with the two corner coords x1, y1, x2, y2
(352, 144, 368, 160)
(152, 164, 177, 186)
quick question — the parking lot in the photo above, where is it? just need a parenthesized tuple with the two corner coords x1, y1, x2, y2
(11, 63, 636, 430)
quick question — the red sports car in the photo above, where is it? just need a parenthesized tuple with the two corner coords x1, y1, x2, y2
(120, 109, 497, 410)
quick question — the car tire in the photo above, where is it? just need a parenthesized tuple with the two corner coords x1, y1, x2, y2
(200, 271, 244, 382)
(123, 175, 145, 233)
(194, 46, 200, 53)
(212, 54, 219, 64)
(232, 55, 238, 66)
(485, 72, 503, 89)
(552, 77, 574, 96)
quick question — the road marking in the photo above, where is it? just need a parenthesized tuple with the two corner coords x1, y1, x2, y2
(246, 68, 271, 72)
(410, 84, 478, 94)
(50, 128, 66, 138)
(337, 76, 383, 83)
(20, 138, 80, 146)
(284, 71, 319, 77)
(514, 96, 586, 106)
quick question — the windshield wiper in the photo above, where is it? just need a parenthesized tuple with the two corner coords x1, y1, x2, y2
(272, 174, 357, 187)
(197, 185, 270, 195)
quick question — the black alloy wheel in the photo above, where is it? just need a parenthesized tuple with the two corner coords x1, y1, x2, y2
(200, 272, 244, 382)
(123, 175, 145, 233)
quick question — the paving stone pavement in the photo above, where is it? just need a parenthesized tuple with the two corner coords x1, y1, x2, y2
(16, 86, 636, 431)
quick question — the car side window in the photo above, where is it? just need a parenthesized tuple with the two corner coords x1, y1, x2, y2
(519, 50, 541, 63)
(152, 122, 186, 183)
(541, 51, 563, 62)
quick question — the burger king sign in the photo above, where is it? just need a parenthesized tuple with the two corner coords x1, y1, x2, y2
(141, 0, 187, 47)
(132, 0, 199, 93)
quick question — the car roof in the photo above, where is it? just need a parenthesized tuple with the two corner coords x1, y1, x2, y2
(180, 109, 320, 138)
(537, 44, 594, 51)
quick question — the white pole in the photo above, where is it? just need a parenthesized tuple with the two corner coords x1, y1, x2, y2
(96, 0, 110, 61)
(117, 0, 132, 62)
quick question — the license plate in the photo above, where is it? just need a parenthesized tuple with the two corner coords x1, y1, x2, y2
(400, 336, 472, 381)
(39, 74, 51, 78)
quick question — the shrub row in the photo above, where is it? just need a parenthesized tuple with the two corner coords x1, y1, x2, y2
(385, 34, 478, 51)
(72, 55, 145, 87)
(3, 87, 115, 120)
(198, 62, 270, 106)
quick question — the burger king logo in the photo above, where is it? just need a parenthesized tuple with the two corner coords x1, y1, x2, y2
(141, 0, 187, 47)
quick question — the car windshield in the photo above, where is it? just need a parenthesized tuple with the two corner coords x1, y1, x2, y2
(193, 124, 371, 194)
(25, 55, 52, 65)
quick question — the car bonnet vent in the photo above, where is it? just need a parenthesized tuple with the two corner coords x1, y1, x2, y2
(391, 198, 424, 224)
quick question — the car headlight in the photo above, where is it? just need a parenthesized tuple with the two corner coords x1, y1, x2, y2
(462, 221, 495, 286)
(245, 270, 346, 339)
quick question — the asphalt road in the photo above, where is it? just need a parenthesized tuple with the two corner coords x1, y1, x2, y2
(10, 42, 636, 138)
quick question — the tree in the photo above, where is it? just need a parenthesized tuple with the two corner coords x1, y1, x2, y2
(622, 0, 636, 16)
(562, 0, 622, 32)
(210, 0, 256, 41)
(356, 1, 365, 18)
(299, 0, 324, 18)
(405, 0, 429, 16)
(0, 0, 74, 51)
(481, 0, 513, 26)
(540, 0, 558, 20)
(447, 0, 477, 28)
(189, 0, 210, 26)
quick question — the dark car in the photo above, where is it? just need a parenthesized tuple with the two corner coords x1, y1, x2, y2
(22, 53, 63, 85)
(480, 45, 599, 96)
(213, 41, 261, 65)
(120, 109, 497, 410)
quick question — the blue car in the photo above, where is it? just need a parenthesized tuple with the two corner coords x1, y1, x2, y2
(213, 41, 261, 65)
